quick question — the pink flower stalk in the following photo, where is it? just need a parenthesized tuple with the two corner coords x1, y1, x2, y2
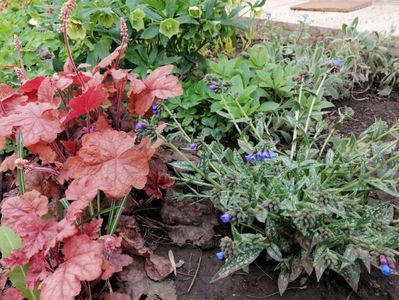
(13, 35, 22, 56)
(120, 18, 128, 46)
(59, 0, 76, 24)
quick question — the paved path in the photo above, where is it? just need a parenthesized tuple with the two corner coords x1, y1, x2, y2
(257, 0, 399, 35)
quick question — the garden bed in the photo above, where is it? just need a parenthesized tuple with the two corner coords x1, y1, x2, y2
(153, 92, 399, 300)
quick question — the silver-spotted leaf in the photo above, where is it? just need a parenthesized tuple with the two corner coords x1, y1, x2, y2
(210, 246, 262, 283)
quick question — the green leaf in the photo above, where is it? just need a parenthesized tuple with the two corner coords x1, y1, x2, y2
(267, 243, 283, 262)
(165, 0, 176, 17)
(314, 248, 327, 281)
(0, 227, 39, 300)
(259, 101, 280, 112)
(278, 270, 290, 295)
(140, 26, 159, 39)
(254, 208, 268, 223)
(169, 161, 196, 172)
(210, 246, 263, 282)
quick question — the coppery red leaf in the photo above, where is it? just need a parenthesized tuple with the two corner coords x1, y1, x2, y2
(0, 102, 62, 147)
(0, 153, 17, 172)
(2, 288, 24, 300)
(61, 129, 159, 199)
(62, 85, 107, 125)
(100, 235, 133, 280)
(1, 190, 48, 232)
(144, 159, 175, 199)
(19, 214, 59, 258)
(41, 234, 103, 300)
(26, 251, 47, 289)
(127, 65, 182, 116)
(80, 219, 103, 239)
(0, 249, 27, 268)
(93, 45, 127, 73)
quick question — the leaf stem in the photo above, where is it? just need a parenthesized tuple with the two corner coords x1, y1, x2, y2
(290, 81, 304, 159)
(107, 194, 129, 235)
(17, 129, 25, 195)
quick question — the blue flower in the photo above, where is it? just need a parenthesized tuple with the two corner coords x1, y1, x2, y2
(381, 264, 392, 276)
(135, 121, 145, 130)
(189, 143, 197, 150)
(302, 13, 309, 21)
(216, 251, 225, 260)
(209, 82, 217, 92)
(220, 213, 232, 223)
(256, 151, 278, 160)
(269, 151, 278, 158)
(156, 113, 161, 120)
(245, 155, 256, 163)
(331, 58, 344, 70)
(151, 104, 158, 115)
(265, 11, 272, 19)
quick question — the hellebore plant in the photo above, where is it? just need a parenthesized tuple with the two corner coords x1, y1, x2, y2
(0, 1, 182, 299)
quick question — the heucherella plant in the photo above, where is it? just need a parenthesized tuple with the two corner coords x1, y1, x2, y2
(165, 74, 399, 294)
(0, 1, 181, 299)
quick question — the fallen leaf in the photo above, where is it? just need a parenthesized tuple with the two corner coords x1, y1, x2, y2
(161, 200, 218, 248)
(118, 216, 173, 281)
(117, 258, 177, 300)
(41, 234, 103, 300)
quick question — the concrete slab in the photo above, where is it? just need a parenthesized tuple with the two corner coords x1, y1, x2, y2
(255, 0, 399, 35)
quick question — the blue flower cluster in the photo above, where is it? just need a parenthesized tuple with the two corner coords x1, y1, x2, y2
(135, 121, 146, 130)
(151, 104, 161, 120)
(245, 151, 278, 163)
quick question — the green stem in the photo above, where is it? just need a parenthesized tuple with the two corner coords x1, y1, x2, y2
(17, 129, 25, 195)
(304, 74, 327, 135)
(159, 135, 223, 189)
(107, 200, 117, 231)
(220, 95, 242, 135)
(290, 81, 304, 159)
(97, 191, 101, 219)
(107, 194, 129, 235)
(88, 202, 94, 218)
(232, 96, 262, 141)
(163, 104, 191, 142)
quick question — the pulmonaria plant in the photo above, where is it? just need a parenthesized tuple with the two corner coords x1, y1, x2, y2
(172, 120, 399, 295)
(0, 9, 182, 300)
